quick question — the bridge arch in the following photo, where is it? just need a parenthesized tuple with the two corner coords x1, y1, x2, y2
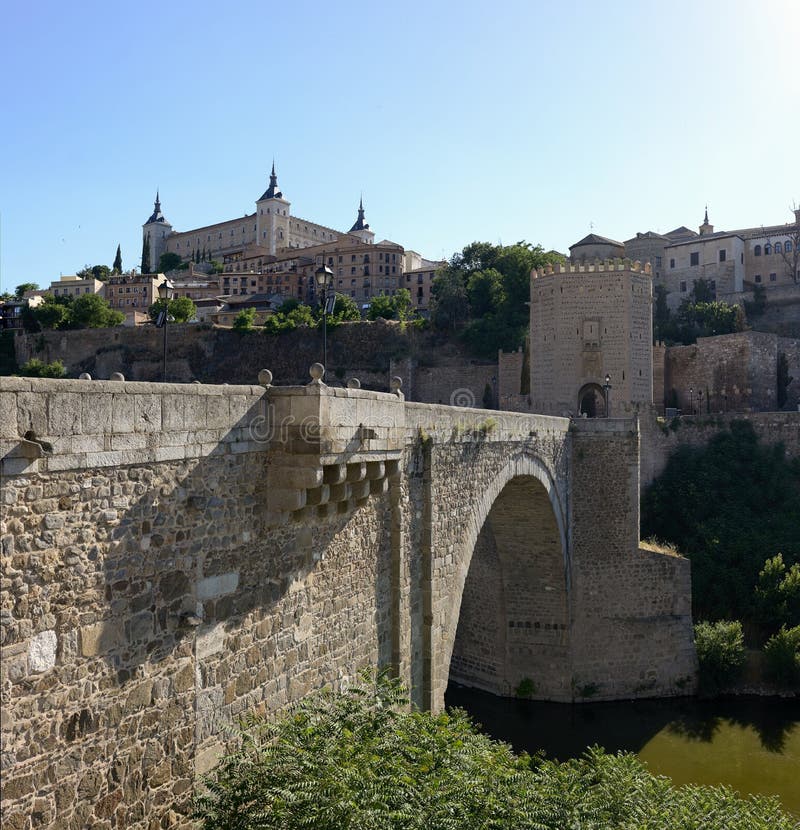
(434, 453, 572, 708)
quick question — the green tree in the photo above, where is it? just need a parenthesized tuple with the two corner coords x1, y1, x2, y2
(28, 294, 72, 330)
(77, 264, 111, 281)
(763, 625, 800, 685)
(14, 282, 39, 299)
(196, 671, 795, 830)
(430, 265, 469, 331)
(112, 244, 122, 274)
(432, 241, 563, 357)
(69, 293, 124, 328)
(331, 293, 361, 321)
(147, 296, 196, 324)
(754, 554, 800, 634)
(232, 307, 257, 331)
(641, 420, 800, 623)
(694, 620, 746, 694)
(367, 292, 398, 320)
(141, 234, 151, 274)
(158, 252, 183, 273)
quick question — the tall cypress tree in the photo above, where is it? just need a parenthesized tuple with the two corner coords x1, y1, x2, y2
(113, 244, 123, 274)
(140, 235, 151, 274)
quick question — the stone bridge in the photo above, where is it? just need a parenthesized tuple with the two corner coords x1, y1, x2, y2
(0, 375, 695, 828)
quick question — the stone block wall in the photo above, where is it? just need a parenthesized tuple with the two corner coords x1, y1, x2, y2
(568, 419, 696, 698)
(639, 408, 800, 488)
(664, 330, 787, 413)
(1, 378, 396, 829)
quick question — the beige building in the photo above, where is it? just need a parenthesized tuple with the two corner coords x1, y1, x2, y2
(105, 273, 166, 323)
(48, 274, 104, 299)
(624, 207, 798, 307)
(402, 260, 444, 313)
(529, 261, 653, 417)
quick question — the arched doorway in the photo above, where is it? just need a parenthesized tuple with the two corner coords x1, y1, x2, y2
(446, 468, 571, 701)
(578, 383, 606, 418)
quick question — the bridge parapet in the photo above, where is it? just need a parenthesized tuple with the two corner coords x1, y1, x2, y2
(263, 383, 406, 525)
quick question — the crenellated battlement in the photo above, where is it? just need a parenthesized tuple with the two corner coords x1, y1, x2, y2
(533, 259, 652, 278)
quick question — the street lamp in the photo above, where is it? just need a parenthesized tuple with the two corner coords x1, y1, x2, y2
(314, 261, 334, 371)
(689, 386, 693, 415)
(603, 373, 611, 418)
(698, 388, 703, 415)
(157, 278, 175, 382)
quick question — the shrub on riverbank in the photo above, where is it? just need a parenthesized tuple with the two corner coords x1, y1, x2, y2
(763, 625, 800, 686)
(694, 620, 746, 693)
(196, 671, 794, 830)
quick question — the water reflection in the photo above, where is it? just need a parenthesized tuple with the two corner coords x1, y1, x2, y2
(445, 683, 800, 813)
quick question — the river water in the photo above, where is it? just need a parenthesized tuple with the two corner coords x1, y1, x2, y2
(445, 684, 800, 815)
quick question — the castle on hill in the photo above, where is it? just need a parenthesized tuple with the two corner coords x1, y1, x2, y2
(141, 164, 376, 273)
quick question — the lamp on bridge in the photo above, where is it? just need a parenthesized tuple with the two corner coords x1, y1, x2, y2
(156, 278, 175, 383)
(314, 261, 334, 372)
(689, 386, 694, 415)
(603, 373, 612, 418)
(698, 388, 704, 415)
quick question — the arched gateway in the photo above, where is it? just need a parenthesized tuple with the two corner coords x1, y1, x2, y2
(426, 453, 573, 709)
(448, 457, 572, 700)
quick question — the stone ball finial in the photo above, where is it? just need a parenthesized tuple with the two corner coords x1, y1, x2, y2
(78, 372, 92, 380)
(309, 363, 325, 383)
(258, 369, 273, 387)
(390, 376, 403, 391)
(192, 380, 201, 384)
(110, 372, 125, 382)
(347, 377, 361, 389)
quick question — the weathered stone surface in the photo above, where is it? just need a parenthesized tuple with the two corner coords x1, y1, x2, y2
(28, 630, 57, 673)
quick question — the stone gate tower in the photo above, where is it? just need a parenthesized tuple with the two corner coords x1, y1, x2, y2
(529, 260, 653, 417)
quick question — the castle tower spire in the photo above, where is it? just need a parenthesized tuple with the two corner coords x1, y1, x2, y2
(349, 196, 368, 233)
(260, 161, 282, 200)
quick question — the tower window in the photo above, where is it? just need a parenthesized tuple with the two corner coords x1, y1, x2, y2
(690, 252, 699, 266)
(754, 245, 761, 255)
(719, 249, 726, 262)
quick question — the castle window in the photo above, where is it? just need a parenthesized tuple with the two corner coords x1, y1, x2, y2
(364, 266, 370, 276)
(786, 241, 793, 252)
(719, 249, 726, 262)
(754, 245, 762, 255)
(680, 281, 687, 292)
(770, 272, 777, 282)
(656, 256, 662, 267)
(775, 242, 782, 253)
(670, 258, 675, 268)
(351, 268, 356, 275)
(765, 243, 772, 255)
(690, 252, 699, 266)
(755, 274, 762, 283)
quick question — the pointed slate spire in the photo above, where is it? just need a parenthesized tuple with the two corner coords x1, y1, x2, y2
(146, 190, 167, 224)
(704, 205, 709, 225)
(349, 196, 369, 232)
(259, 161, 283, 200)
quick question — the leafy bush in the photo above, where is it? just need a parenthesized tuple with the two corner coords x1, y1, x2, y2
(754, 554, 800, 635)
(694, 620, 746, 693)
(232, 307, 257, 332)
(196, 671, 795, 830)
(19, 358, 66, 378)
(763, 625, 800, 686)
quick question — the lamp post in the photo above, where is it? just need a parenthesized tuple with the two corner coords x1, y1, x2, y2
(698, 388, 703, 415)
(314, 261, 334, 371)
(689, 386, 694, 415)
(603, 373, 612, 418)
(157, 278, 175, 383)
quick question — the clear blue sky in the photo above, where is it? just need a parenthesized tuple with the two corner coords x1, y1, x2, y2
(1, 0, 797, 293)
